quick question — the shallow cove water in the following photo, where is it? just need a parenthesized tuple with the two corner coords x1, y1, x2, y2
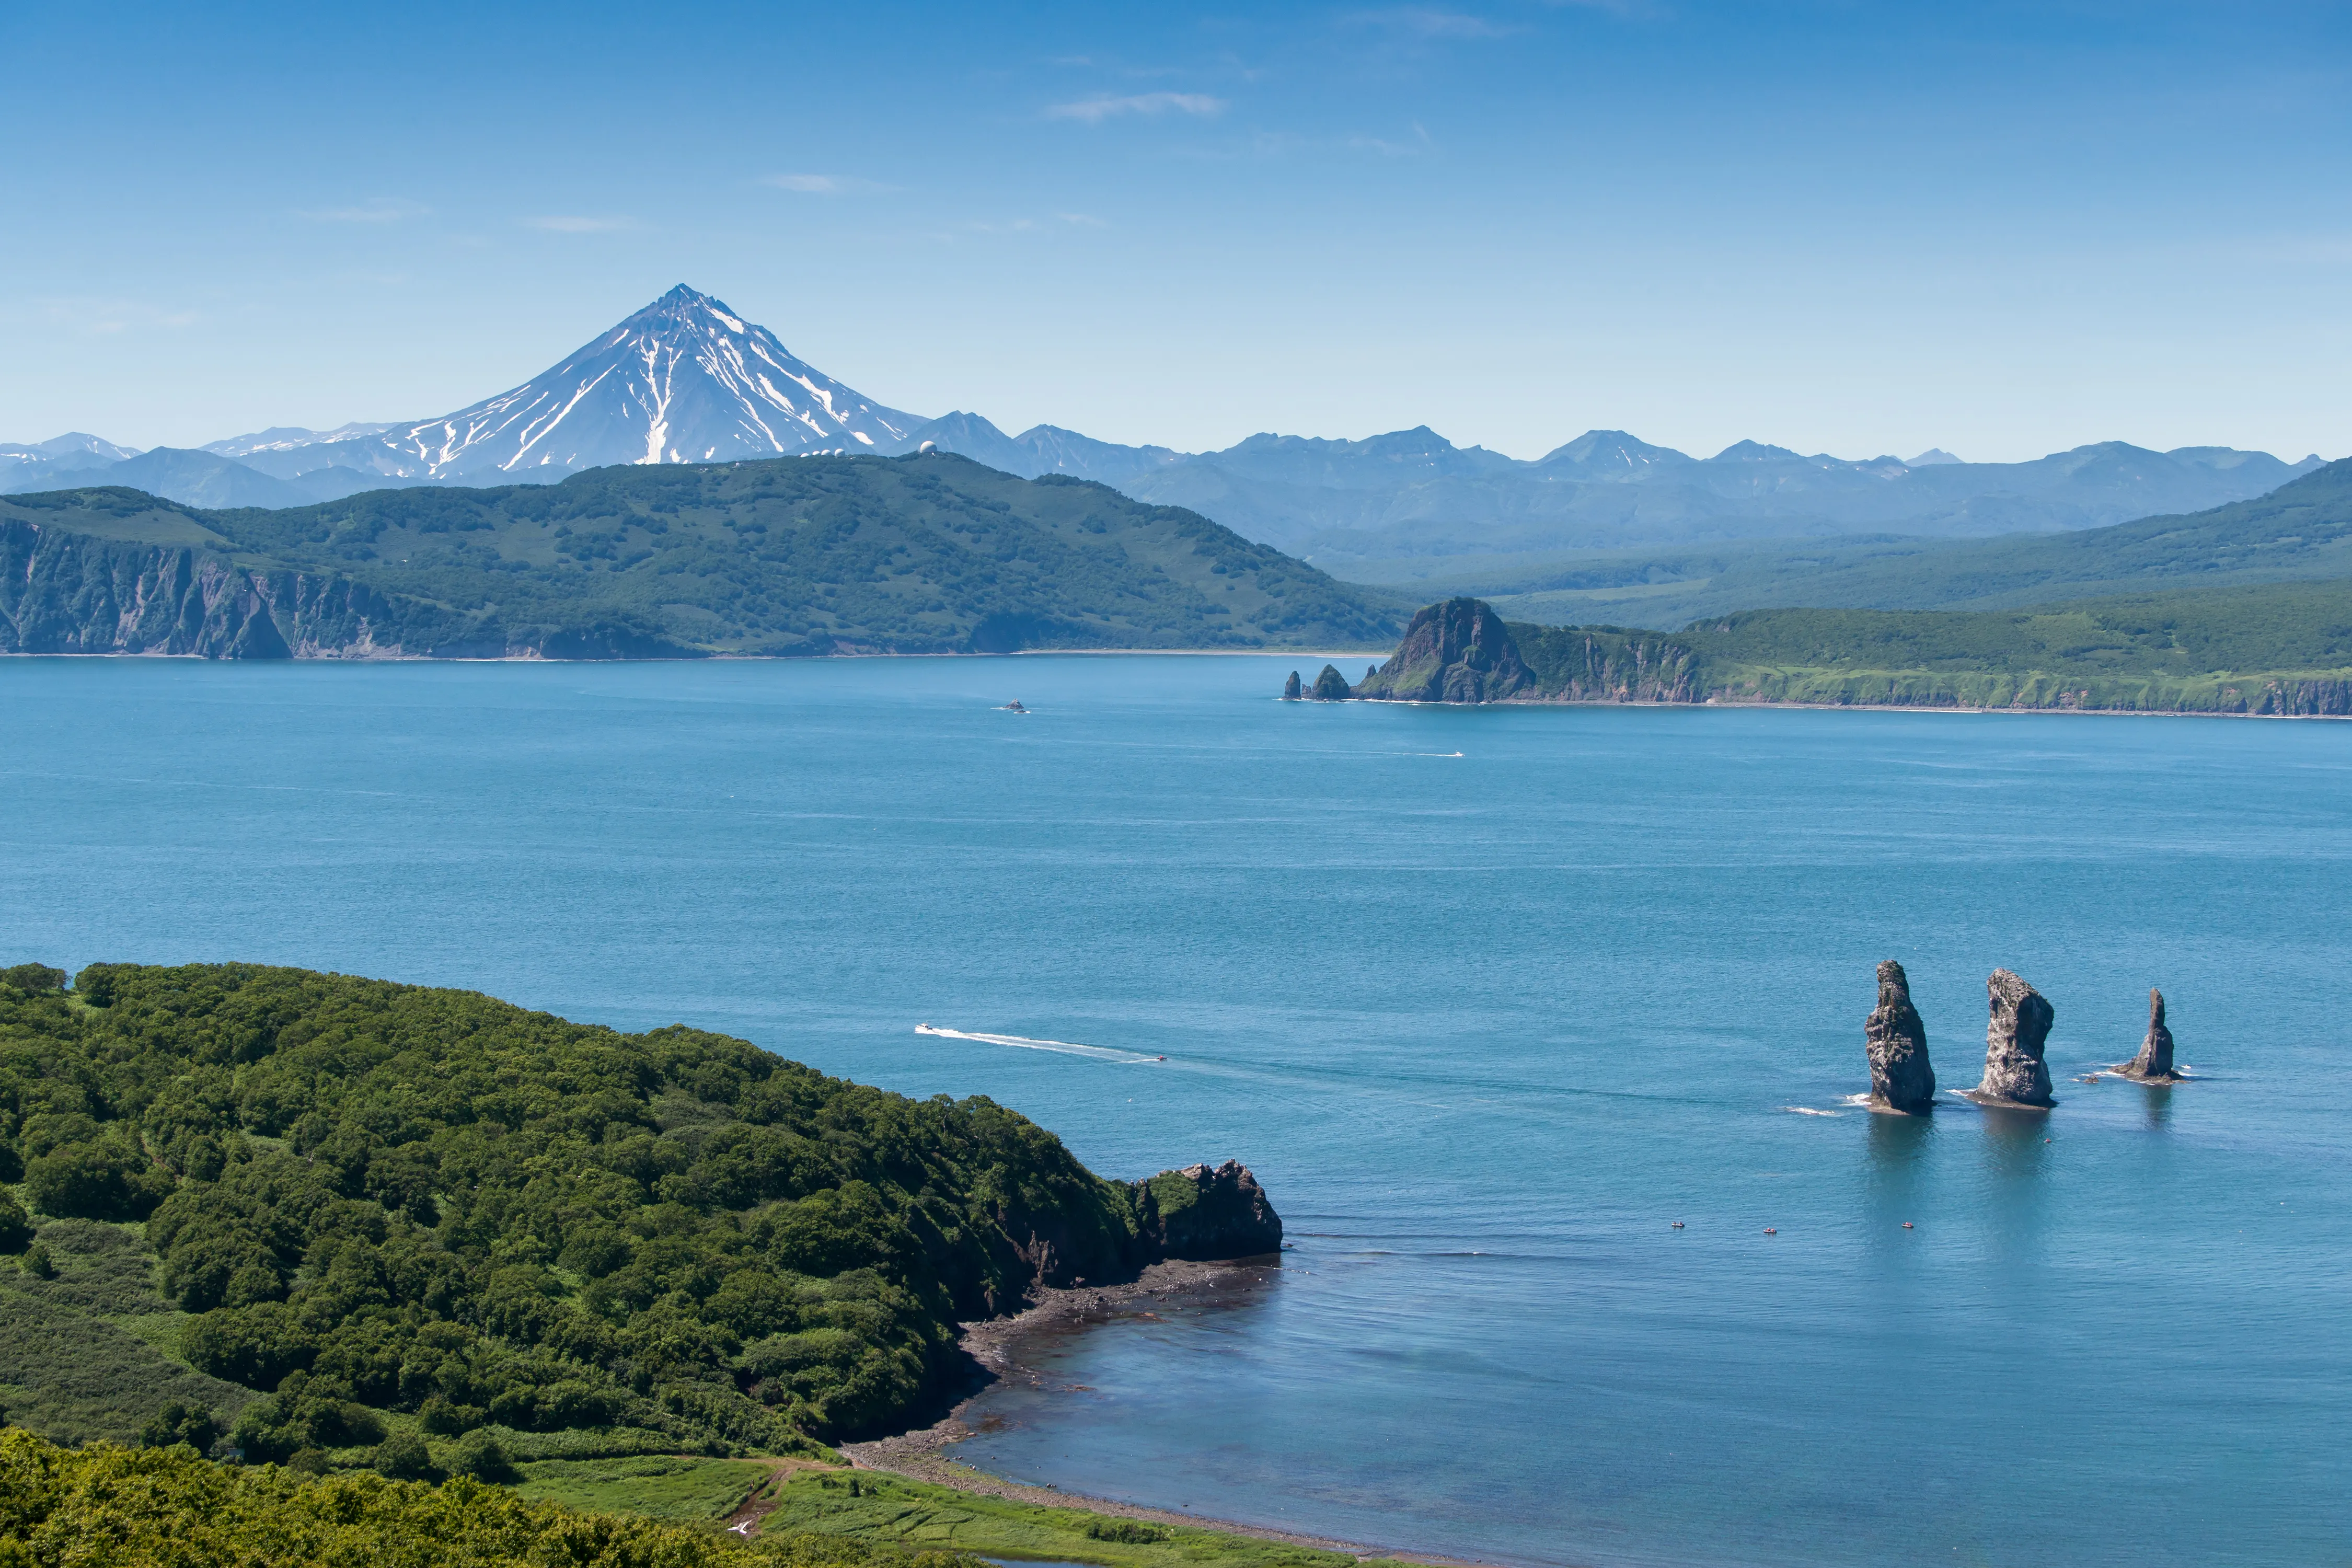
(4, 655, 2349, 1568)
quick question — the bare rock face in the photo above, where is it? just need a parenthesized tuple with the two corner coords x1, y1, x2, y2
(2116, 988, 2182, 1081)
(1135, 1160, 1283, 1260)
(1283, 670, 1303, 700)
(1864, 960, 1936, 1113)
(1974, 969, 2056, 1108)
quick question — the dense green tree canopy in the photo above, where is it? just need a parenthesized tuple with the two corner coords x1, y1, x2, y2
(0, 963, 1156, 1457)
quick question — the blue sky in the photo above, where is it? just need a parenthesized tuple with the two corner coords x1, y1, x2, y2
(3, 1, 2346, 462)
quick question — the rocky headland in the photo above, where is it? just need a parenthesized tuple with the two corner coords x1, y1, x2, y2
(2115, 988, 2184, 1081)
(1864, 960, 1937, 1113)
(1282, 593, 2352, 716)
(1967, 969, 2058, 1108)
(1350, 598, 1535, 702)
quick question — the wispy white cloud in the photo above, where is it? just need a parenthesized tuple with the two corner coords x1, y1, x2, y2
(760, 173, 896, 194)
(1057, 213, 1111, 227)
(308, 197, 430, 224)
(1047, 91, 1226, 124)
(523, 215, 639, 234)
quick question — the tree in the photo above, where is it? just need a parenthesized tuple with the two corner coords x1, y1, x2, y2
(139, 1401, 221, 1452)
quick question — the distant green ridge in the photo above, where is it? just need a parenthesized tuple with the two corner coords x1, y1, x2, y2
(0, 452, 1401, 658)
(1336, 583, 2352, 715)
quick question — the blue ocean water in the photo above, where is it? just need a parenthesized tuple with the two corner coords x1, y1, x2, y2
(3, 654, 2347, 1568)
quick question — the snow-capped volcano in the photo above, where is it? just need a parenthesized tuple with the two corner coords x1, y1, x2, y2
(232, 286, 923, 485)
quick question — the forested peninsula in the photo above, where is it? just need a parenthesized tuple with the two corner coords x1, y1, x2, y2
(1307, 584, 2352, 715)
(0, 453, 1400, 658)
(0, 961, 1277, 1476)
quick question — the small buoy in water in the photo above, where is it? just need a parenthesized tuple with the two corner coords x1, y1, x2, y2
(1763, 1227, 1777, 1235)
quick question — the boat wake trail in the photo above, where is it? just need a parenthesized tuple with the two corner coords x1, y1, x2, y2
(914, 1024, 1162, 1064)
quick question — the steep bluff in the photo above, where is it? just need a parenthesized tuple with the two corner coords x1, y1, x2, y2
(1, 517, 698, 659)
(1864, 960, 1936, 1113)
(1352, 597, 1534, 702)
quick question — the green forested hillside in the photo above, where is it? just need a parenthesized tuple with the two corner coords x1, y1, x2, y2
(1336, 582, 2352, 713)
(0, 452, 1401, 658)
(1468, 457, 2352, 628)
(0, 962, 1177, 1468)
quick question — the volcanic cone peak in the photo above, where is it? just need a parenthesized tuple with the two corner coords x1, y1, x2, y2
(1351, 597, 1532, 703)
(1971, 968, 2056, 1108)
(1864, 960, 1935, 1114)
(2116, 988, 2182, 1082)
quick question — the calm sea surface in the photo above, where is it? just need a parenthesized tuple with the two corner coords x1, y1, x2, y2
(4, 655, 2347, 1568)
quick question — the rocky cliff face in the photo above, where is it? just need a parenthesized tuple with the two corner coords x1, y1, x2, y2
(1310, 663, 1353, 700)
(1512, 623, 1704, 703)
(1351, 597, 1534, 702)
(1134, 1160, 1283, 1260)
(1973, 969, 2057, 1107)
(0, 519, 690, 659)
(1283, 670, 1303, 699)
(1864, 960, 1936, 1113)
(2117, 988, 2181, 1081)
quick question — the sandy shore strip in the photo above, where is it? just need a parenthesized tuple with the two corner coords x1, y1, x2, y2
(839, 1259, 1483, 1567)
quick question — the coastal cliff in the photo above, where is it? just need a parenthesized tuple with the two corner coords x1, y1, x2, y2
(0, 515, 694, 659)
(1307, 593, 2352, 716)
(1133, 1160, 1284, 1259)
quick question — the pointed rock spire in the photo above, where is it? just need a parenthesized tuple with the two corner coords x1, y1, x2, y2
(1864, 960, 1935, 1114)
(1283, 670, 1303, 700)
(1310, 664, 1353, 700)
(2116, 988, 2182, 1082)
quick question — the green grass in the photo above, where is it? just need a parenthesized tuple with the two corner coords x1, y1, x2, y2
(512, 1455, 776, 1521)
(756, 1470, 1415, 1568)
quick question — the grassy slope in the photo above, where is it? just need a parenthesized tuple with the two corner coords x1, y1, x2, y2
(1500, 578, 2352, 712)
(1451, 458, 2352, 629)
(3, 453, 1402, 654)
(755, 1468, 1413, 1568)
(513, 1455, 778, 1521)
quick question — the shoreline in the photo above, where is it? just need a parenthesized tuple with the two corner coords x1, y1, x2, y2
(840, 1258, 1482, 1568)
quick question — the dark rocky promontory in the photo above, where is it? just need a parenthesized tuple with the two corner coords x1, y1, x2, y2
(1351, 597, 1535, 703)
(1864, 960, 1936, 1113)
(1283, 670, 1303, 700)
(1311, 664, 1354, 700)
(1134, 1160, 1284, 1259)
(2116, 988, 2183, 1081)
(1970, 969, 2057, 1108)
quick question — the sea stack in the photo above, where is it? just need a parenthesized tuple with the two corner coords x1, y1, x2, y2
(1283, 670, 1303, 700)
(1135, 1160, 1284, 1259)
(1973, 969, 2056, 1108)
(2116, 988, 2182, 1082)
(1310, 664, 1353, 700)
(1864, 960, 1936, 1113)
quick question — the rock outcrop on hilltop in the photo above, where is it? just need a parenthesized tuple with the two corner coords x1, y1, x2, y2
(1351, 597, 1534, 702)
(1133, 1160, 1284, 1260)
(1311, 663, 1353, 700)
(1283, 670, 1303, 700)
(2116, 988, 2183, 1081)
(1864, 960, 1936, 1113)
(1971, 969, 2057, 1108)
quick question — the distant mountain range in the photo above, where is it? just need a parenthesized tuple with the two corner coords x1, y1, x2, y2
(3, 285, 2331, 570)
